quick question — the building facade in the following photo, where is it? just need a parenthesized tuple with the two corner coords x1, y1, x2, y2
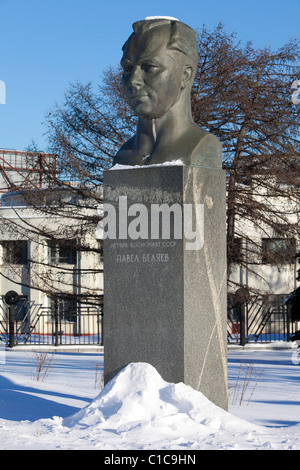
(0, 150, 103, 344)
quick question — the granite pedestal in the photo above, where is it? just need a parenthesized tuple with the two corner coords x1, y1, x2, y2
(103, 165, 227, 410)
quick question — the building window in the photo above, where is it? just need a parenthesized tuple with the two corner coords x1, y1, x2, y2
(261, 238, 296, 264)
(1, 240, 28, 265)
(228, 237, 243, 263)
(49, 240, 76, 265)
(50, 298, 77, 323)
(233, 237, 243, 262)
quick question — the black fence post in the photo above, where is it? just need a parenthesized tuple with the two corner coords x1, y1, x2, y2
(54, 299, 59, 347)
(4, 290, 19, 348)
(8, 305, 15, 348)
(286, 303, 291, 341)
(240, 303, 246, 346)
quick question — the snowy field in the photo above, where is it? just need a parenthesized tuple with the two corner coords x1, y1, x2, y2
(0, 343, 299, 450)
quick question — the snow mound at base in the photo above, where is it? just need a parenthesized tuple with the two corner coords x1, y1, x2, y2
(64, 362, 259, 437)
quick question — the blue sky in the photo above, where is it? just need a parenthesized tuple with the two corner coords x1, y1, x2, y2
(0, 0, 299, 152)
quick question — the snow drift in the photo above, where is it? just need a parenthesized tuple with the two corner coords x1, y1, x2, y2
(62, 362, 262, 448)
(1, 357, 300, 450)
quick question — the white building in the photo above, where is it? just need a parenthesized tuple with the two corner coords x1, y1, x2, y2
(0, 150, 103, 344)
(229, 177, 299, 300)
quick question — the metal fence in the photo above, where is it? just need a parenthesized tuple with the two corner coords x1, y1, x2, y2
(0, 301, 103, 347)
(1, 295, 297, 348)
(227, 297, 297, 344)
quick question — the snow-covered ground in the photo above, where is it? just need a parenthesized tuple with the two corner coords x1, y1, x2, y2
(0, 343, 299, 450)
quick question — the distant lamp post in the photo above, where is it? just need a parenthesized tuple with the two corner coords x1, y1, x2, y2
(4, 290, 19, 348)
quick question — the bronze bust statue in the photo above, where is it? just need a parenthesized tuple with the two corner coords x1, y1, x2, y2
(113, 17, 222, 167)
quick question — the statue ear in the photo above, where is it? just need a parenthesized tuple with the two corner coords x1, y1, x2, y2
(181, 65, 193, 89)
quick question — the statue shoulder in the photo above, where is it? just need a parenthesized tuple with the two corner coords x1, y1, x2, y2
(190, 126, 222, 168)
(113, 136, 140, 166)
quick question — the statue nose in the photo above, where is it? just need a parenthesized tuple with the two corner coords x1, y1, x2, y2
(129, 66, 143, 87)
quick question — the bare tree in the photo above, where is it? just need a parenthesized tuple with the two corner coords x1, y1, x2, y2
(191, 24, 300, 288)
(45, 75, 136, 186)
(1, 23, 300, 301)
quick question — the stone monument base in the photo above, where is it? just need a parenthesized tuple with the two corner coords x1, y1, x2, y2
(103, 165, 228, 410)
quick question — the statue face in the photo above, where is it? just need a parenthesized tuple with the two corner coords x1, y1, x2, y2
(121, 28, 186, 119)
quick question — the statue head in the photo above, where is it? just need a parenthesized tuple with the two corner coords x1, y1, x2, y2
(120, 17, 198, 120)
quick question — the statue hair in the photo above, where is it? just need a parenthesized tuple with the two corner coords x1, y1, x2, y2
(122, 18, 198, 77)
